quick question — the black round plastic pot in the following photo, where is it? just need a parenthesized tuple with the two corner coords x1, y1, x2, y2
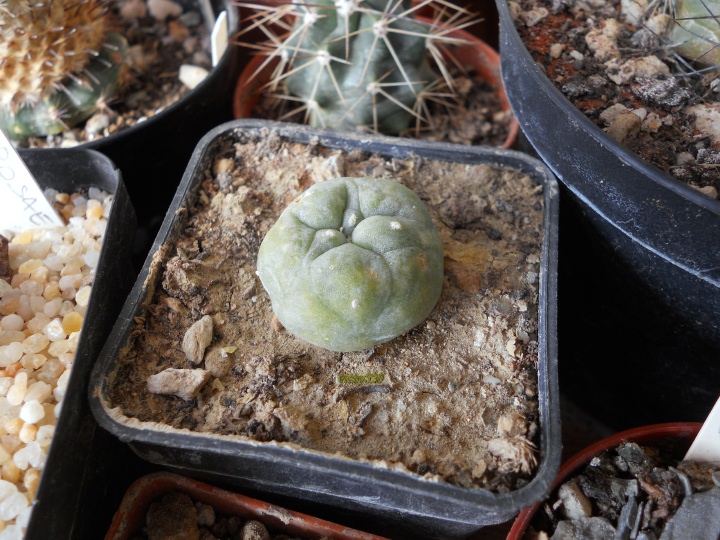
(17, 148, 141, 540)
(90, 119, 561, 540)
(496, 0, 720, 428)
(81, 0, 241, 266)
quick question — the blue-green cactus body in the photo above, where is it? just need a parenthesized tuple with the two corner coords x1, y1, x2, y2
(283, 0, 437, 134)
(257, 177, 444, 352)
(0, 33, 127, 139)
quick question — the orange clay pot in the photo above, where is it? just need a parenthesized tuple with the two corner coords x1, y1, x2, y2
(106, 472, 389, 540)
(232, 16, 519, 149)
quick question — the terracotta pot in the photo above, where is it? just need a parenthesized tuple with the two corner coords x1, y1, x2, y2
(232, 16, 518, 149)
(106, 472, 388, 540)
(507, 422, 703, 540)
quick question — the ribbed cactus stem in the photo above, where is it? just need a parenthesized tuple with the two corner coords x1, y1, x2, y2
(238, 0, 474, 135)
(0, 0, 127, 138)
(671, 0, 720, 67)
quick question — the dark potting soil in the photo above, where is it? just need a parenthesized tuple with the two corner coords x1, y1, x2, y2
(526, 441, 720, 540)
(511, 0, 720, 199)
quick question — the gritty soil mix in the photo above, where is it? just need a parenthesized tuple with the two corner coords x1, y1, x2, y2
(525, 440, 720, 539)
(104, 127, 544, 492)
(512, 0, 720, 198)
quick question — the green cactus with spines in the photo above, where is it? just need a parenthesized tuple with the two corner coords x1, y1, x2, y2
(623, 0, 720, 70)
(670, 0, 720, 68)
(238, 0, 473, 135)
(0, 0, 127, 139)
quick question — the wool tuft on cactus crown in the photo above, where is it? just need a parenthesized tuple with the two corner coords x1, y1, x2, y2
(0, 0, 127, 139)
(235, 0, 478, 135)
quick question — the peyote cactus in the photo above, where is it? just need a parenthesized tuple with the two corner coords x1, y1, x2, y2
(237, 0, 475, 135)
(0, 0, 127, 139)
(622, 0, 720, 70)
(256, 177, 444, 352)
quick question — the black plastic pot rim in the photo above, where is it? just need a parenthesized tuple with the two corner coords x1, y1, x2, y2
(495, 1, 720, 218)
(80, 0, 238, 150)
(92, 118, 561, 519)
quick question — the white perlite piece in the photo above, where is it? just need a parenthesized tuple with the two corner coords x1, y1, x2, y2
(147, 0, 183, 20)
(0, 187, 112, 535)
(147, 368, 211, 400)
(179, 65, 209, 90)
(182, 315, 213, 364)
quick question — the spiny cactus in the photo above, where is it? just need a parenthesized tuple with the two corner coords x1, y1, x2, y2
(0, 0, 127, 139)
(237, 0, 475, 135)
(622, 0, 720, 70)
(670, 0, 720, 67)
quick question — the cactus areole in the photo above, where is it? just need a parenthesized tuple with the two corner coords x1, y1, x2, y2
(256, 177, 444, 352)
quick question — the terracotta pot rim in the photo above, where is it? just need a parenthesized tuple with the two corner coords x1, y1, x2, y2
(105, 471, 389, 540)
(506, 422, 704, 540)
(232, 16, 519, 149)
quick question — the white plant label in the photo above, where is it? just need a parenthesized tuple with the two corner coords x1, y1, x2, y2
(685, 396, 720, 464)
(211, 11, 228, 67)
(0, 129, 63, 232)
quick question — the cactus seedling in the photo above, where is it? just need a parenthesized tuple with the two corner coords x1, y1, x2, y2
(236, 0, 476, 135)
(0, 0, 128, 139)
(256, 177, 444, 352)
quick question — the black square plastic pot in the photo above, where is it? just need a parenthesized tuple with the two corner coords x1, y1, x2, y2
(496, 0, 720, 428)
(15, 149, 138, 539)
(89, 119, 561, 539)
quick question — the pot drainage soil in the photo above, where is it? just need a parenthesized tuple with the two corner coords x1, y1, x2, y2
(104, 127, 544, 492)
(511, 0, 720, 199)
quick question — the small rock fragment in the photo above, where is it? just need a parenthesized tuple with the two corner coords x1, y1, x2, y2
(204, 346, 232, 378)
(550, 43, 565, 59)
(240, 520, 271, 540)
(586, 18, 623, 61)
(659, 487, 720, 540)
(148, 0, 183, 20)
(118, 0, 147, 20)
(632, 77, 692, 109)
(147, 368, 210, 400)
(85, 112, 111, 135)
(146, 492, 199, 540)
(179, 65, 209, 90)
(686, 103, 720, 144)
(558, 479, 593, 520)
(195, 501, 215, 527)
(605, 55, 671, 85)
(551, 516, 616, 539)
(691, 185, 718, 199)
(606, 111, 642, 143)
(183, 315, 213, 364)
